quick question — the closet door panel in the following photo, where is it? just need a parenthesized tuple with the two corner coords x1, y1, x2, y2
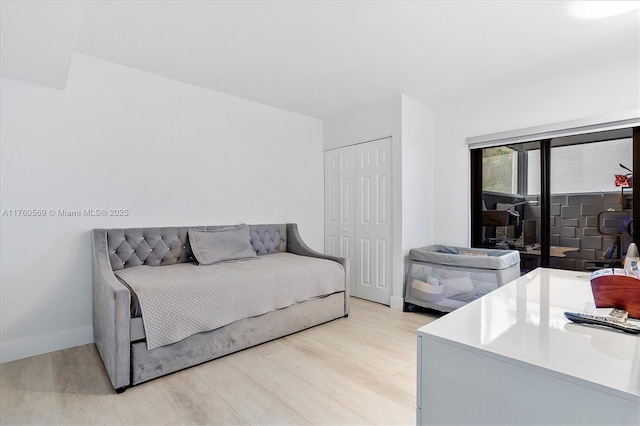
(325, 138, 392, 305)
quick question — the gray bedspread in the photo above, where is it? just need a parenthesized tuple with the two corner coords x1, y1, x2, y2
(114, 252, 345, 350)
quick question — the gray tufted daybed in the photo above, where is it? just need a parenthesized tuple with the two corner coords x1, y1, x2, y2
(92, 223, 349, 392)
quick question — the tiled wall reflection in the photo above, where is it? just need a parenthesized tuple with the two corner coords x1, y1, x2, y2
(524, 192, 631, 271)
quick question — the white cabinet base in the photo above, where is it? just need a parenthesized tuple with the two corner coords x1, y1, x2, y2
(416, 268, 640, 425)
(418, 336, 639, 425)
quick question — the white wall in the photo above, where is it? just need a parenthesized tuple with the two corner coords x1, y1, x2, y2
(433, 56, 640, 247)
(323, 94, 435, 310)
(323, 97, 400, 151)
(401, 95, 435, 251)
(0, 53, 324, 362)
(399, 95, 435, 310)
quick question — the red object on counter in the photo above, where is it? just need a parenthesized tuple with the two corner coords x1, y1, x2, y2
(590, 268, 640, 319)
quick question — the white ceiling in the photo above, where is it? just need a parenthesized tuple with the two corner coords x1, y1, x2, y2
(2, 1, 639, 119)
(0, 0, 85, 89)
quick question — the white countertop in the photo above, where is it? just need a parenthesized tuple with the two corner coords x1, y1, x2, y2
(417, 268, 640, 402)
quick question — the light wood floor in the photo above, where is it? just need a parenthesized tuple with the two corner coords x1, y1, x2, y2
(0, 297, 437, 426)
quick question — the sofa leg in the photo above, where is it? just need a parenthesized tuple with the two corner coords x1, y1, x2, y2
(343, 313, 349, 318)
(115, 386, 128, 394)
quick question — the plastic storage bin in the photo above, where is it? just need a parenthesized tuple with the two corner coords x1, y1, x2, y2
(405, 245, 520, 312)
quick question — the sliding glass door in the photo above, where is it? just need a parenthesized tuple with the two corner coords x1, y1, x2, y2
(471, 126, 639, 272)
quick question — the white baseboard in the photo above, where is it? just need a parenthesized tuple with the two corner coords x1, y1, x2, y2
(0, 325, 93, 363)
(390, 296, 404, 311)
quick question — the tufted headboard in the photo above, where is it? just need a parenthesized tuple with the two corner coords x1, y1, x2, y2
(100, 224, 287, 271)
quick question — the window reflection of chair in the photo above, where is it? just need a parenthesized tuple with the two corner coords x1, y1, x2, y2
(585, 211, 632, 270)
(480, 196, 528, 249)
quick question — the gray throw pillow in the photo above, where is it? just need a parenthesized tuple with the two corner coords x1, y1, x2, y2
(188, 225, 257, 265)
